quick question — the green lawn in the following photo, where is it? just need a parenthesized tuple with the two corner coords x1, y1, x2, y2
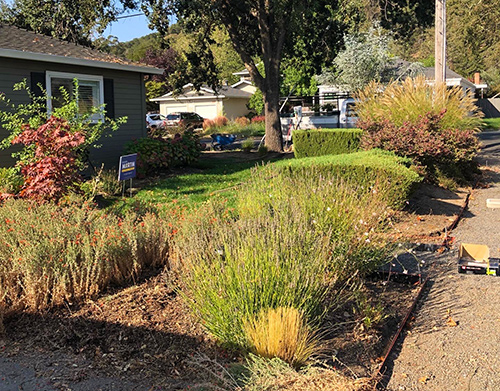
(482, 117, 500, 131)
(109, 155, 276, 215)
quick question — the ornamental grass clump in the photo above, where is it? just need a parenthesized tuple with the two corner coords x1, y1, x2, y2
(178, 203, 331, 349)
(177, 165, 393, 350)
(242, 354, 373, 391)
(0, 199, 170, 312)
(243, 307, 321, 368)
(355, 76, 483, 131)
(355, 77, 481, 183)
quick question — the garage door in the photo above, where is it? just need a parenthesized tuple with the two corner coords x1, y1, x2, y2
(166, 106, 187, 114)
(195, 104, 218, 119)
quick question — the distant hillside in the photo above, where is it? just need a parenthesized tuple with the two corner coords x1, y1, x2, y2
(106, 33, 159, 62)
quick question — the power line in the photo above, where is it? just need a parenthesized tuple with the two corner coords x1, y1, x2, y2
(116, 13, 144, 20)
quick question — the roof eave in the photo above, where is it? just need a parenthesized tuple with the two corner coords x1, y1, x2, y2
(152, 94, 226, 102)
(0, 48, 164, 75)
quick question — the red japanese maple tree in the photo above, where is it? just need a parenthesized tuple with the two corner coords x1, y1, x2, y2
(12, 116, 85, 202)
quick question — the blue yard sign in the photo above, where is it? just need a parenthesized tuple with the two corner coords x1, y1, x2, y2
(118, 153, 137, 181)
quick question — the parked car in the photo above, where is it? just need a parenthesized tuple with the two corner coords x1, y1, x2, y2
(339, 98, 358, 128)
(165, 112, 204, 130)
(146, 113, 167, 129)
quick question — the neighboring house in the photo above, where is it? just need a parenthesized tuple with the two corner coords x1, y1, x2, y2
(318, 65, 483, 107)
(152, 68, 258, 120)
(231, 69, 258, 95)
(0, 24, 163, 168)
(152, 82, 255, 120)
(422, 66, 486, 93)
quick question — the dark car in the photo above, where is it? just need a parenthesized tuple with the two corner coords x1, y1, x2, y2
(165, 112, 204, 130)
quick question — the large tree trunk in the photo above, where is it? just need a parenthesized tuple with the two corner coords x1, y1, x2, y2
(220, 3, 285, 152)
(263, 87, 283, 152)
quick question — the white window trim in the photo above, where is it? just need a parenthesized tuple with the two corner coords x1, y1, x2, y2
(46, 71, 105, 121)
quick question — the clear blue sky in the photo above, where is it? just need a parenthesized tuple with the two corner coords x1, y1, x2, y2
(104, 13, 155, 42)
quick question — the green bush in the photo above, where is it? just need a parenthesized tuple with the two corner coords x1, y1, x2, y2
(242, 138, 255, 152)
(80, 169, 122, 198)
(125, 130, 201, 177)
(0, 199, 170, 312)
(265, 150, 421, 209)
(293, 128, 363, 158)
(0, 167, 23, 194)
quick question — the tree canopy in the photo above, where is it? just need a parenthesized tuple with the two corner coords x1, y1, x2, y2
(139, 0, 345, 151)
(318, 26, 423, 92)
(1, 0, 136, 45)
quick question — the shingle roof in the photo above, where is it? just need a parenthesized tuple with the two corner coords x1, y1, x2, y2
(153, 83, 253, 101)
(215, 85, 253, 98)
(422, 66, 464, 80)
(0, 24, 162, 74)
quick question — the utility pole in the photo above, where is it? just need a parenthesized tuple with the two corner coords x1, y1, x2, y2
(435, 0, 446, 85)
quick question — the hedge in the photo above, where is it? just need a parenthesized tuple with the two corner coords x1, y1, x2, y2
(124, 131, 201, 177)
(293, 128, 363, 158)
(262, 149, 421, 209)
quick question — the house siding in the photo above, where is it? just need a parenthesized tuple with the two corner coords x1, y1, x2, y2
(0, 57, 147, 168)
(222, 98, 251, 119)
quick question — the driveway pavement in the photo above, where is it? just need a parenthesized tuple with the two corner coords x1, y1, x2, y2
(386, 131, 500, 390)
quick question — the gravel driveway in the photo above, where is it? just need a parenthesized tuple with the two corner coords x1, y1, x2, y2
(386, 132, 500, 391)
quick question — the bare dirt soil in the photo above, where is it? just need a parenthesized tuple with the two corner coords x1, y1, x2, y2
(0, 150, 473, 391)
(386, 183, 470, 245)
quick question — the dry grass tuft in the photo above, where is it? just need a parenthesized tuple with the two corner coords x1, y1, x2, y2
(243, 307, 321, 368)
(241, 355, 374, 391)
(188, 353, 374, 391)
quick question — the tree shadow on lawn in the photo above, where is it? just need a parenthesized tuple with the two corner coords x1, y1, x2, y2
(1, 273, 235, 390)
(119, 153, 293, 212)
(138, 153, 287, 193)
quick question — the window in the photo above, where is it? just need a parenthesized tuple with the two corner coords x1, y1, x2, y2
(149, 114, 165, 121)
(46, 71, 104, 122)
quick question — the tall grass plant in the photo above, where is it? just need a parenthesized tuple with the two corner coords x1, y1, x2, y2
(355, 76, 483, 131)
(243, 307, 321, 367)
(178, 202, 331, 349)
(177, 164, 394, 349)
